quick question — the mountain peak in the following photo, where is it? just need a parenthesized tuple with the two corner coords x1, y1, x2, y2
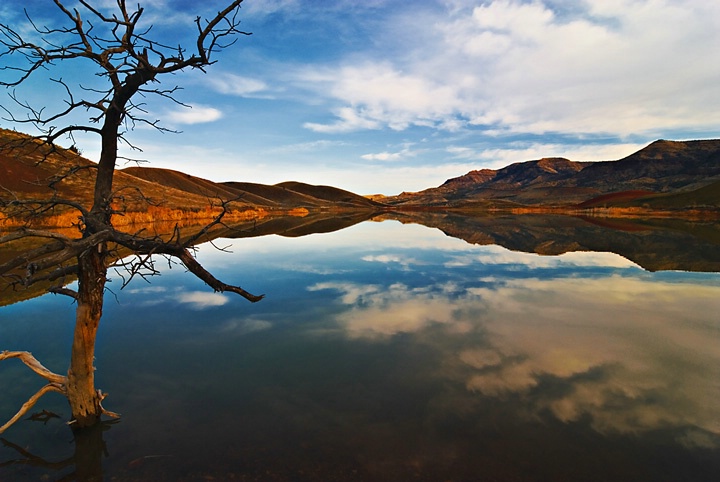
(442, 169, 497, 187)
(535, 157, 582, 173)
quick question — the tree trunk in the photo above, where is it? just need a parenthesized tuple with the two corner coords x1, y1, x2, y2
(66, 243, 107, 428)
(65, 89, 126, 428)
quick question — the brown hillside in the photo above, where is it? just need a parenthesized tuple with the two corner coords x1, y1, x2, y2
(615, 180, 720, 210)
(383, 139, 720, 211)
(576, 139, 720, 192)
(122, 166, 243, 200)
(275, 181, 383, 208)
(0, 129, 232, 219)
(223, 181, 327, 207)
(120, 167, 286, 208)
(1, 129, 380, 227)
(0, 129, 97, 202)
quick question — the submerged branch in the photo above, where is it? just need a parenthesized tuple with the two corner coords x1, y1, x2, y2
(0, 383, 66, 434)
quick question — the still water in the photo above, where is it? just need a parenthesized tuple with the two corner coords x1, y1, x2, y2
(2, 218, 720, 481)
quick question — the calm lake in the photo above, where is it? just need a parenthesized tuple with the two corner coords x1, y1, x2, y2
(2, 215, 720, 481)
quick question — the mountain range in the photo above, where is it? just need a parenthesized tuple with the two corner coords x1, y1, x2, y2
(1, 128, 719, 217)
(378, 139, 720, 213)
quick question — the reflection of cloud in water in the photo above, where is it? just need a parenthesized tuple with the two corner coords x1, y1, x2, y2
(219, 317, 272, 335)
(125, 286, 168, 294)
(119, 285, 232, 311)
(176, 291, 229, 309)
(321, 275, 720, 445)
(308, 281, 383, 304)
(473, 277, 720, 443)
(445, 246, 639, 269)
(309, 281, 473, 337)
(362, 254, 421, 269)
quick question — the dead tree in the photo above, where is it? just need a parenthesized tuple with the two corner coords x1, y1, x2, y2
(0, 0, 261, 432)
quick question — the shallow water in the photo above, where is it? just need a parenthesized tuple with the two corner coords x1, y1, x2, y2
(2, 219, 720, 481)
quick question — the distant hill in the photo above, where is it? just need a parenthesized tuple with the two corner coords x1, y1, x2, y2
(0, 129, 215, 212)
(124, 167, 381, 209)
(0, 128, 381, 223)
(382, 139, 720, 212)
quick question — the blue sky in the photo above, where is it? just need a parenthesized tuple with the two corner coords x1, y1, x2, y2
(2, 0, 719, 194)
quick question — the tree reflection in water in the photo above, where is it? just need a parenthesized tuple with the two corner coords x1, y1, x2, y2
(2, 420, 116, 481)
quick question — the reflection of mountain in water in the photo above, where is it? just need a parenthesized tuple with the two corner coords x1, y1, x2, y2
(375, 212, 720, 273)
(3, 211, 719, 306)
(0, 211, 377, 307)
(213, 210, 376, 239)
(198, 211, 720, 273)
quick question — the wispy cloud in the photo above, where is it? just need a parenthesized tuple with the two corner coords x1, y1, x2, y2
(206, 72, 271, 98)
(361, 146, 418, 162)
(304, 106, 382, 133)
(165, 104, 223, 125)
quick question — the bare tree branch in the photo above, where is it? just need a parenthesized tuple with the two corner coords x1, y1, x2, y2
(0, 351, 67, 385)
(110, 228, 264, 302)
(49, 286, 79, 299)
(1, 1, 248, 146)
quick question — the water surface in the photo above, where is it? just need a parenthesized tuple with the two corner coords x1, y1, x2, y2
(2, 218, 720, 481)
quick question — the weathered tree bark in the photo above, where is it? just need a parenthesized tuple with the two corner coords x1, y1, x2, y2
(66, 245, 107, 428)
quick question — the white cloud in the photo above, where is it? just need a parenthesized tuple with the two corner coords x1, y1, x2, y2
(317, 281, 469, 338)
(361, 147, 418, 162)
(300, 62, 461, 133)
(297, 0, 720, 138)
(361, 151, 402, 161)
(460, 276, 720, 438)
(166, 104, 223, 125)
(304, 106, 382, 133)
